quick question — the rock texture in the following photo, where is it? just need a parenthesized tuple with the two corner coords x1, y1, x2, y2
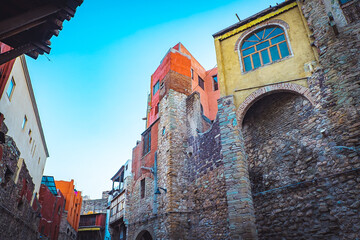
(0, 124, 40, 240)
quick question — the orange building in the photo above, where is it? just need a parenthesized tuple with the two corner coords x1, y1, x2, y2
(55, 179, 83, 231)
(147, 42, 219, 127)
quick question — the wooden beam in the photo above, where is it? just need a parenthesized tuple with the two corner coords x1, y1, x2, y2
(33, 42, 51, 54)
(0, 18, 47, 41)
(0, 4, 61, 38)
(0, 44, 37, 65)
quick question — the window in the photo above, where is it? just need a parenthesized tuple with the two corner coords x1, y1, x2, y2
(213, 75, 218, 91)
(6, 77, 15, 99)
(155, 103, 159, 115)
(22, 115, 27, 129)
(198, 76, 204, 90)
(153, 81, 159, 95)
(143, 130, 151, 155)
(125, 164, 128, 170)
(240, 26, 290, 72)
(28, 129, 32, 143)
(141, 179, 145, 198)
(191, 68, 194, 79)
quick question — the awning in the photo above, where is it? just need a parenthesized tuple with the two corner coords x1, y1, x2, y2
(78, 227, 101, 232)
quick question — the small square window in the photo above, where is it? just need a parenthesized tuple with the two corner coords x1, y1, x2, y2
(198, 76, 204, 90)
(6, 77, 15, 100)
(22, 115, 27, 129)
(213, 75, 218, 91)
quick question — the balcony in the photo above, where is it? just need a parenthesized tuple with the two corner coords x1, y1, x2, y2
(109, 209, 124, 224)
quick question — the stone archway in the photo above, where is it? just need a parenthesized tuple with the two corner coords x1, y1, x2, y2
(239, 89, 341, 239)
(135, 230, 153, 240)
(236, 82, 314, 126)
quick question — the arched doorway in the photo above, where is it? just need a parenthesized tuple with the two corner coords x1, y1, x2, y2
(242, 92, 314, 192)
(135, 230, 153, 240)
(240, 91, 338, 238)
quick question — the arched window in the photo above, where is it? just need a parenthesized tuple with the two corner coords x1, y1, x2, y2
(240, 26, 291, 72)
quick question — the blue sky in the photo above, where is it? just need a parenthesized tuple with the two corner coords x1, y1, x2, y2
(27, 0, 282, 198)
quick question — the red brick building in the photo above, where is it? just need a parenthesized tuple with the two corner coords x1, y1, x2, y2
(146, 43, 219, 128)
(38, 176, 65, 240)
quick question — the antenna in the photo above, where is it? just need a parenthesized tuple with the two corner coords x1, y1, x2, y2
(235, 14, 241, 22)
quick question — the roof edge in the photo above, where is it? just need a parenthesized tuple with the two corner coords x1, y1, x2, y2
(213, 0, 297, 39)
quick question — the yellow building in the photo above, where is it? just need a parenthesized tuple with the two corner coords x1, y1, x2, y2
(213, 0, 317, 123)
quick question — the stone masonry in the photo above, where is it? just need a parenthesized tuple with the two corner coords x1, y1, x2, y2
(0, 123, 41, 240)
(125, 1, 359, 239)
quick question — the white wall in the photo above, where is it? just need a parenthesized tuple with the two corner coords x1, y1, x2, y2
(124, 159, 132, 179)
(0, 56, 48, 197)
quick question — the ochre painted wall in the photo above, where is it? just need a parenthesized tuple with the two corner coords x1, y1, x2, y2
(55, 180, 83, 231)
(214, 4, 316, 109)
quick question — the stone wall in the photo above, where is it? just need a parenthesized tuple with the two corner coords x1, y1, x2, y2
(81, 198, 107, 214)
(58, 211, 77, 240)
(0, 124, 40, 240)
(184, 92, 228, 239)
(127, 90, 258, 240)
(235, 1, 360, 238)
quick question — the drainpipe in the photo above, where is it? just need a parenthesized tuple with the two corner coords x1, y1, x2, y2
(153, 152, 158, 215)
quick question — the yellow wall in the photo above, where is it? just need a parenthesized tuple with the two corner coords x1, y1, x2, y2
(214, 4, 316, 108)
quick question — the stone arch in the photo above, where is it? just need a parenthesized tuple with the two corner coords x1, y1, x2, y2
(135, 230, 153, 240)
(236, 82, 315, 126)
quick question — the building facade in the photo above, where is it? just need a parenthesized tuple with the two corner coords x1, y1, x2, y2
(108, 159, 132, 240)
(55, 179, 83, 240)
(38, 176, 66, 240)
(212, 0, 360, 238)
(0, 55, 49, 199)
(78, 191, 109, 240)
(78, 213, 107, 240)
(122, 0, 360, 239)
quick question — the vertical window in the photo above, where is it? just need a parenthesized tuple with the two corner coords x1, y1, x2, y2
(213, 75, 218, 91)
(28, 129, 32, 143)
(6, 77, 15, 100)
(22, 115, 27, 129)
(155, 103, 159, 115)
(142, 130, 151, 155)
(141, 179, 145, 198)
(198, 76, 204, 90)
(240, 26, 291, 72)
(191, 68, 194, 79)
(153, 80, 159, 95)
